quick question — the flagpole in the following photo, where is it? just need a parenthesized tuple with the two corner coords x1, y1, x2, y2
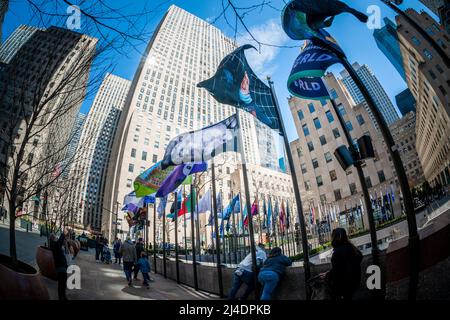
(190, 181, 198, 291)
(183, 186, 188, 262)
(220, 191, 227, 265)
(153, 199, 157, 274)
(267, 77, 311, 299)
(238, 192, 246, 258)
(231, 191, 238, 264)
(174, 191, 180, 284)
(211, 161, 224, 297)
(162, 201, 167, 278)
(195, 186, 201, 262)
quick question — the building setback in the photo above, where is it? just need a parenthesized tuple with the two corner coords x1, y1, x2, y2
(396, 9, 450, 186)
(395, 88, 416, 116)
(340, 62, 400, 126)
(289, 72, 400, 230)
(0, 25, 41, 64)
(69, 73, 130, 231)
(102, 5, 279, 242)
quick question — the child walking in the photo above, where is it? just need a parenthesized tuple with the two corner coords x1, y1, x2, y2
(137, 251, 151, 288)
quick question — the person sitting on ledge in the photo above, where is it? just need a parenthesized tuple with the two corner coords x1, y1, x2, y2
(258, 247, 292, 300)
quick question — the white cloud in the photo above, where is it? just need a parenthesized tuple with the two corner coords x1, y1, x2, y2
(237, 19, 290, 76)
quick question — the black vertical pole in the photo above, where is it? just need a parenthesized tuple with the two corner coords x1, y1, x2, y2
(174, 192, 180, 284)
(183, 186, 188, 262)
(153, 200, 157, 274)
(162, 202, 167, 278)
(231, 191, 238, 264)
(196, 190, 202, 262)
(239, 192, 247, 257)
(329, 98, 381, 295)
(211, 162, 224, 297)
(268, 78, 311, 299)
(190, 182, 198, 290)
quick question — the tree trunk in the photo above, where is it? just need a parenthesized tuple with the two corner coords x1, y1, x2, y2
(8, 199, 17, 266)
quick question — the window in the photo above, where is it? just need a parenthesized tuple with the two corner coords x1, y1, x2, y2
(297, 147, 303, 158)
(308, 103, 315, 113)
(377, 170, 386, 183)
(314, 118, 321, 129)
(332, 128, 341, 138)
(411, 36, 420, 46)
(297, 110, 304, 120)
(325, 152, 333, 163)
(423, 49, 432, 60)
(346, 121, 354, 131)
(365, 176, 372, 188)
(307, 141, 314, 151)
(330, 170, 337, 181)
(142, 151, 147, 161)
(334, 189, 342, 201)
(349, 183, 357, 195)
(320, 194, 327, 202)
(330, 89, 338, 99)
(319, 135, 327, 145)
(337, 104, 346, 116)
(325, 110, 334, 123)
(152, 154, 158, 163)
(302, 124, 310, 136)
(316, 175, 323, 187)
(312, 158, 319, 169)
(128, 164, 134, 173)
(131, 148, 136, 158)
(305, 181, 312, 191)
(356, 114, 365, 125)
(126, 179, 132, 188)
(301, 163, 307, 174)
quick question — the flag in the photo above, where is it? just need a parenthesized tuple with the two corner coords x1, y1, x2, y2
(216, 191, 223, 217)
(196, 189, 212, 215)
(251, 200, 258, 216)
(262, 197, 267, 229)
(143, 194, 155, 205)
(243, 204, 249, 228)
(169, 189, 183, 218)
(359, 198, 365, 216)
(52, 163, 62, 178)
(310, 204, 315, 224)
(222, 194, 240, 220)
(206, 211, 214, 227)
(390, 184, 395, 202)
(160, 115, 239, 169)
(157, 196, 167, 219)
(197, 45, 281, 133)
(156, 162, 207, 197)
(134, 161, 175, 197)
(267, 197, 273, 233)
(123, 191, 144, 210)
(279, 201, 286, 234)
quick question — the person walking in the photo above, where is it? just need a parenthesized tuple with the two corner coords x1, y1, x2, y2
(113, 238, 122, 264)
(228, 243, 267, 300)
(120, 236, 137, 286)
(320, 228, 363, 300)
(95, 235, 102, 262)
(133, 238, 145, 280)
(137, 252, 151, 289)
(50, 228, 70, 300)
(258, 247, 292, 300)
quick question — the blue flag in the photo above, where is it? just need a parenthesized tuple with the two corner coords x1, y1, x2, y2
(222, 194, 240, 220)
(157, 196, 167, 219)
(156, 162, 207, 197)
(267, 197, 273, 233)
(197, 45, 281, 134)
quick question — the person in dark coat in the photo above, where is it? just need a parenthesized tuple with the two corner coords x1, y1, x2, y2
(320, 228, 363, 300)
(50, 228, 69, 300)
(95, 235, 102, 262)
(258, 247, 292, 300)
(133, 238, 145, 280)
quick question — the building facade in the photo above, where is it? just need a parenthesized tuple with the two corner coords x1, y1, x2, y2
(61, 112, 86, 179)
(373, 17, 406, 81)
(389, 111, 425, 188)
(0, 25, 40, 64)
(340, 62, 400, 126)
(289, 72, 400, 232)
(0, 0, 8, 45)
(102, 5, 278, 242)
(395, 88, 416, 116)
(396, 9, 450, 186)
(69, 73, 130, 231)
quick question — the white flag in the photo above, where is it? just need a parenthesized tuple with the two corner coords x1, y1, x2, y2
(196, 189, 212, 215)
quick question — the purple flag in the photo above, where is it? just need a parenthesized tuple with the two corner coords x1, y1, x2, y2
(156, 162, 207, 198)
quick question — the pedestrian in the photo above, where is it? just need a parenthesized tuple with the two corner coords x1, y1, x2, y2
(120, 236, 137, 286)
(113, 237, 122, 264)
(133, 238, 145, 280)
(137, 251, 151, 289)
(228, 243, 266, 300)
(95, 235, 102, 262)
(258, 247, 292, 300)
(50, 228, 70, 300)
(320, 228, 363, 300)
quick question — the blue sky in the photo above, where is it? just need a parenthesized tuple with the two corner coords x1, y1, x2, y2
(2, 0, 436, 143)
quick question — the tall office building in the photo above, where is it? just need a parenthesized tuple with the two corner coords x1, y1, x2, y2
(62, 112, 86, 179)
(419, 0, 449, 33)
(373, 18, 406, 81)
(0, 26, 97, 218)
(0, 25, 40, 63)
(69, 73, 130, 231)
(103, 5, 278, 241)
(340, 62, 400, 126)
(0, 0, 8, 45)
(289, 72, 399, 229)
(395, 88, 416, 116)
(396, 9, 450, 186)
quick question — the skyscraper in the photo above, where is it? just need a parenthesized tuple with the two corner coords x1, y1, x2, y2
(0, 1, 8, 45)
(340, 62, 400, 126)
(0, 25, 41, 64)
(395, 88, 416, 116)
(62, 112, 86, 179)
(102, 5, 278, 241)
(419, 1, 449, 33)
(373, 18, 406, 81)
(69, 73, 130, 231)
(396, 9, 450, 185)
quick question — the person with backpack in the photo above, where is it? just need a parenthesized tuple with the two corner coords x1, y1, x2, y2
(133, 238, 145, 280)
(120, 236, 137, 286)
(113, 237, 122, 264)
(258, 247, 292, 300)
(320, 227, 363, 300)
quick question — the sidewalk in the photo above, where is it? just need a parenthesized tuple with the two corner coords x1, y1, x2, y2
(42, 250, 220, 300)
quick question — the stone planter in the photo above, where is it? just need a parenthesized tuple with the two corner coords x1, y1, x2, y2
(36, 246, 58, 280)
(0, 253, 49, 300)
